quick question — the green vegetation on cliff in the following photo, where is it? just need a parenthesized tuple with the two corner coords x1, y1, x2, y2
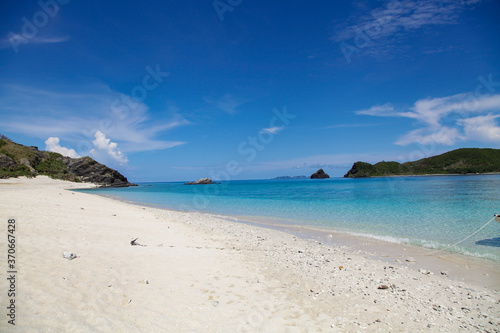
(0, 137, 135, 187)
(344, 148, 500, 178)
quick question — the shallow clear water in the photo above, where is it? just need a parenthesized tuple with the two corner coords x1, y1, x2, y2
(77, 175, 500, 262)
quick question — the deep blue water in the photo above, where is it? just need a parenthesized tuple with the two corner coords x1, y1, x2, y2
(77, 175, 500, 262)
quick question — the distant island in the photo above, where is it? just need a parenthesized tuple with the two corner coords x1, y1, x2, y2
(272, 175, 307, 180)
(344, 148, 500, 178)
(0, 136, 136, 187)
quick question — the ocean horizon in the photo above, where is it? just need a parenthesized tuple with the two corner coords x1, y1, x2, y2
(78, 174, 500, 263)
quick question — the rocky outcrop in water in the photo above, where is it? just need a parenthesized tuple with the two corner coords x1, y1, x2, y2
(310, 169, 330, 179)
(184, 178, 216, 185)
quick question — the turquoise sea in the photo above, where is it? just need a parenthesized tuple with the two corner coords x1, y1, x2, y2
(77, 175, 500, 262)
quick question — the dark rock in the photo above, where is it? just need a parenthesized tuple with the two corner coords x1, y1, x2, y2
(185, 178, 216, 185)
(61, 156, 136, 187)
(0, 153, 16, 169)
(310, 169, 330, 179)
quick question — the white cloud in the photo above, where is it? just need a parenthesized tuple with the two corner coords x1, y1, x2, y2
(395, 126, 462, 146)
(459, 114, 500, 143)
(90, 131, 128, 165)
(355, 92, 500, 146)
(0, 84, 188, 155)
(45, 137, 81, 158)
(260, 126, 284, 134)
(409, 93, 500, 126)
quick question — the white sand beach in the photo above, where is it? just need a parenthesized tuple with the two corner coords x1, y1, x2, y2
(0, 176, 499, 332)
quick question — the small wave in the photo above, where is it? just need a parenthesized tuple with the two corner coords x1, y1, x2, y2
(342, 231, 410, 244)
(207, 213, 239, 222)
(407, 239, 500, 261)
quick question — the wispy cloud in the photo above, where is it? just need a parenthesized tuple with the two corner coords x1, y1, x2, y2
(30, 36, 69, 44)
(0, 83, 189, 163)
(355, 103, 398, 117)
(355, 92, 500, 146)
(0, 35, 69, 50)
(327, 122, 380, 129)
(241, 151, 408, 173)
(260, 126, 284, 134)
(396, 126, 462, 146)
(204, 94, 249, 115)
(171, 166, 211, 171)
(168, 152, 396, 177)
(332, 0, 482, 59)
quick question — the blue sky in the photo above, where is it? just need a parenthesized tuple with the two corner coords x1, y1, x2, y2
(1, 0, 499, 182)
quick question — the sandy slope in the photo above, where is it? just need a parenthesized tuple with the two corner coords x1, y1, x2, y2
(0, 176, 499, 332)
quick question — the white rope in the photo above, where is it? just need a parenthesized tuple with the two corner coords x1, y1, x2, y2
(425, 216, 496, 256)
(383, 215, 498, 258)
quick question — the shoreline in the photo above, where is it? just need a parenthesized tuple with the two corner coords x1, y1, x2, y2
(211, 214, 500, 289)
(1, 176, 499, 331)
(79, 189, 500, 288)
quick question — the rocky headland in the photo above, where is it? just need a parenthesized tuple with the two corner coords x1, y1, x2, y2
(0, 137, 136, 187)
(344, 148, 500, 178)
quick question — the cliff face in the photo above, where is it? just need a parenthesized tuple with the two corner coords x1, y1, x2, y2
(344, 148, 500, 178)
(0, 138, 136, 187)
(62, 156, 135, 187)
